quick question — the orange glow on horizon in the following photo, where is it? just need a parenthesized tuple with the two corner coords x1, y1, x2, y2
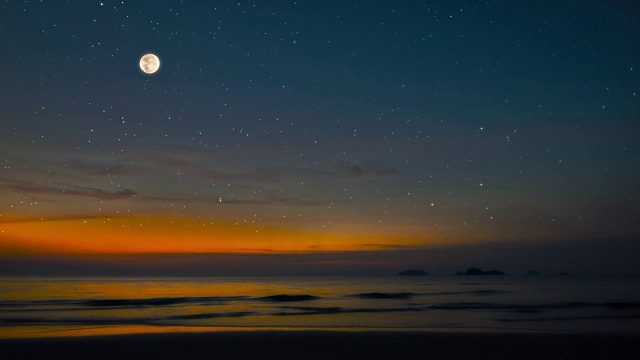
(0, 216, 426, 255)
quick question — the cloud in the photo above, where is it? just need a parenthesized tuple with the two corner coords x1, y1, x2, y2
(59, 154, 397, 189)
(150, 154, 395, 184)
(217, 193, 327, 206)
(65, 158, 145, 176)
(333, 161, 398, 178)
(155, 155, 199, 171)
(2, 179, 137, 200)
(334, 161, 365, 177)
(265, 193, 327, 206)
(192, 165, 334, 184)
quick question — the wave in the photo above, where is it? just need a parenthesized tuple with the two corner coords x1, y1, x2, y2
(429, 301, 593, 311)
(0, 317, 145, 325)
(426, 290, 511, 296)
(604, 302, 640, 309)
(2, 294, 639, 312)
(429, 301, 640, 312)
(2, 299, 639, 326)
(259, 295, 320, 302)
(498, 314, 640, 322)
(0, 296, 250, 310)
(272, 300, 640, 318)
(348, 290, 509, 300)
(0, 299, 81, 308)
(350, 292, 415, 299)
(85, 298, 192, 307)
(0, 288, 513, 312)
(82, 296, 252, 307)
(0, 293, 322, 312)
(167, 312, 254, 320)
(273, 306, 344, 316)
(272, 305, 426, 316)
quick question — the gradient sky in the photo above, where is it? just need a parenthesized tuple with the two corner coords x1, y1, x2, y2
(1, 1, 639, 275)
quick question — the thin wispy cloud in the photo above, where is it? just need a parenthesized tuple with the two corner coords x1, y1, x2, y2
(220, 193, 327, 206)
(65, 158, 145, 176)
(333, 161, 398, 178)
(2, 179, 137, 201)
(58, 155, 398, 186)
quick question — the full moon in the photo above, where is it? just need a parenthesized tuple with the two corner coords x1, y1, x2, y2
(139, 53, 160, 74)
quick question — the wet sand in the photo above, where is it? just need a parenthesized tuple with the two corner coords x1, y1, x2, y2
(1, 330, 638, 360)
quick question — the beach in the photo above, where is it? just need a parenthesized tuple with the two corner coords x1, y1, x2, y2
(2, 330, 638, 360)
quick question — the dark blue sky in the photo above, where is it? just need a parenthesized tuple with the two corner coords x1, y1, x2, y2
(0, 1, 639, 274)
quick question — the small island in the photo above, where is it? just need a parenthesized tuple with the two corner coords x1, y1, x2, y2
(397, 269, 428, 276)
(454, 268, 505, 276)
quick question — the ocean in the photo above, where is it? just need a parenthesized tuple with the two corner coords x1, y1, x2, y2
(1, 275, 639, 337)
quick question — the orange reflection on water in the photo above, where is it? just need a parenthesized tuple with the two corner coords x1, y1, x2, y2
(0, 325, 454, 339)
(0, 325, 228, 339)
(0, 276, 355, 338)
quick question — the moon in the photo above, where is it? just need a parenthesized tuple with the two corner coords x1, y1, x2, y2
(139, 53, 160, 74)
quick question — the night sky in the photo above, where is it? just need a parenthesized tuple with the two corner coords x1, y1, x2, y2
(1, 1, 639, 275)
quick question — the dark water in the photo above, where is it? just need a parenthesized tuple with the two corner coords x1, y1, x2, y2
(1, 275, 639, 336)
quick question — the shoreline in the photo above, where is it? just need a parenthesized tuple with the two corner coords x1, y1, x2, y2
(3, 323, 636, 339)
(2, 329, 638, 360)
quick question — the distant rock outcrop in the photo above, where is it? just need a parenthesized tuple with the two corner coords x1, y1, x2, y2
(463, 268, 485, 275)
(454, 268, 506, 276)
(397, 269, 428, 276)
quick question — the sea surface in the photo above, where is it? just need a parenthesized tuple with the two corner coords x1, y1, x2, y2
(1, 275, 639, 337)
